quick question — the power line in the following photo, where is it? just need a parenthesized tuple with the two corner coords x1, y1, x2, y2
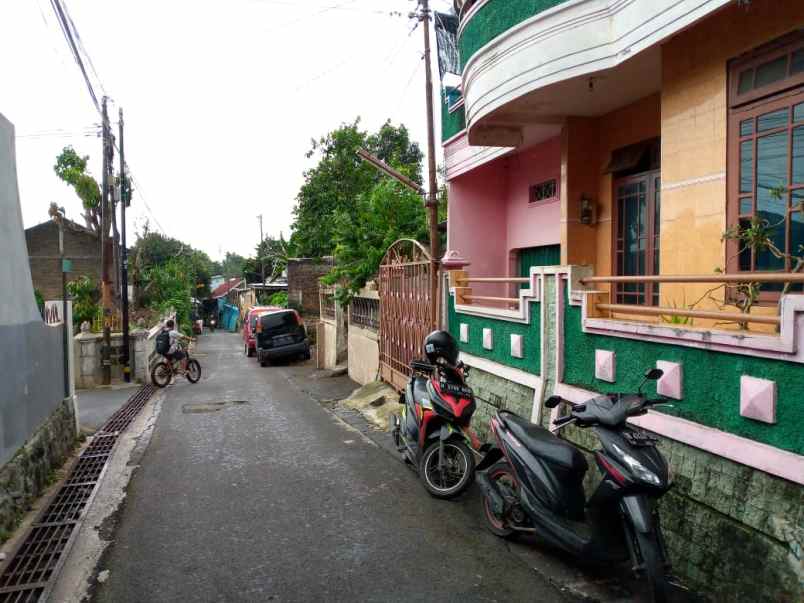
(262, 0, 363, 35)
(49, 0, 101, 114)
(59, 0, 107, 96)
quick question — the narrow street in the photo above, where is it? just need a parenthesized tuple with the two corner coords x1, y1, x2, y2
(91, 332, 565, 603)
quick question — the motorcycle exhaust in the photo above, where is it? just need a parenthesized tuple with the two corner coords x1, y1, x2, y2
(476, 470, 505, 516)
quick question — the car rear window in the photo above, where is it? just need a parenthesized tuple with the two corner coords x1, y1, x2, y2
(260, 311, 296, 330)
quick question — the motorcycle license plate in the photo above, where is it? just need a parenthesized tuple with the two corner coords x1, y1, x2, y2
(441, 381, 472, 397)
(624, 430, 658, 447)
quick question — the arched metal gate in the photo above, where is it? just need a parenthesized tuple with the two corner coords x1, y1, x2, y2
(378, 239, 433, 391)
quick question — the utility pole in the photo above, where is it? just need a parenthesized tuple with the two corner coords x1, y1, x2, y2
(420, 0, 440, 329)
(56, 208, 70, 398)
(100, 97, 113, 385)
(119, 108, 131, 382)
(258, 214, 265, 285)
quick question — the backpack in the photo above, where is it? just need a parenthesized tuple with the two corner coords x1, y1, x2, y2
(155, 329, 171, 355)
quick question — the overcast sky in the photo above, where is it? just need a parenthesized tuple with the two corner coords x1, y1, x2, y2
(1, 0, 453, 260)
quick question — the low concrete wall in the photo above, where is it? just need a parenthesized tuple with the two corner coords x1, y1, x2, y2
(0, 397, 77, 541)
(316, 318, 339, 370)
(347, 325, 379, 386)
(74, 313, 174, 389)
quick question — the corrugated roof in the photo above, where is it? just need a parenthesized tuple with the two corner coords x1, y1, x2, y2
(210, 278, 242, 299)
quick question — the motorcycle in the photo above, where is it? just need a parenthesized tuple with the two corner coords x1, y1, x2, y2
(390, 331, 481, 499)
(208, 317, 216, 332)
(476, 368, 678, 602)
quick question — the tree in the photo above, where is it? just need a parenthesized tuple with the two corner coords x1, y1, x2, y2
(217, 252, 247, 279)
(54, 147, 102, 233)
(322, 179, 430, 303)
(131, 225, 214, 306)
(290, 119, 423, 258)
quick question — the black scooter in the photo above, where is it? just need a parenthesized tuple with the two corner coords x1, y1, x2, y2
(476, 369, 678, 602)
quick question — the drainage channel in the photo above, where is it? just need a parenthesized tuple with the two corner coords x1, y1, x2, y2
(0, 384, 156, 603)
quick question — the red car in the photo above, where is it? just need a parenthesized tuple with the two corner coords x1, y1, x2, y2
(243, 306, 280, 357)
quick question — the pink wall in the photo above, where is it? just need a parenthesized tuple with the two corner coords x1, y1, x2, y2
(447, 136, 561, 295)
(505, 138, 561, 252)
(448, 160, 508, 295)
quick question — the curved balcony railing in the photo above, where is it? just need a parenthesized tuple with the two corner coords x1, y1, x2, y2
(457, 0, 570, 68)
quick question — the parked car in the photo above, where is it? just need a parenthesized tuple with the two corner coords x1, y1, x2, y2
(243, 306, 279, 357)
(255, 310, 310, 367)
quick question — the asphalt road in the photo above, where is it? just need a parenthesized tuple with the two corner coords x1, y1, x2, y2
(92, 331, 565, 603)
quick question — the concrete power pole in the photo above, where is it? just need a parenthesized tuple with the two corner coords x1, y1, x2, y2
(119, 108, 131, 382)
(420, 0, 440, 330)
(100, 97, 113, 385)
(258, 214, 265, 285)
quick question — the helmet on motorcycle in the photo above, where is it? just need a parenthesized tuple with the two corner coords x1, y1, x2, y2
(424, 330, 459, 366)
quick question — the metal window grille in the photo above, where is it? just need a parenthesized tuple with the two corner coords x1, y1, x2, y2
(349, 297, 379, 331)
(320, 292, 336, 321)
(529, 179, 558, 203)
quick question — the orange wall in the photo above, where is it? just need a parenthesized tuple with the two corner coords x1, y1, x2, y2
(561, 95, 661, 281)
(659, 0, 804, 313)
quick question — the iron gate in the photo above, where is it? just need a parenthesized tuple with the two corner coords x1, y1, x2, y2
(378, 239, 433, 391)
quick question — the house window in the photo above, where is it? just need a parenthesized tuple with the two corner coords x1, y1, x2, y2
(728, 31, 804, 298)
(529, 179, 557, 203)
(613, 171, 661, 305)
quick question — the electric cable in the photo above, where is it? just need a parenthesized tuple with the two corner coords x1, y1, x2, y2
(49, 0, 101, 114)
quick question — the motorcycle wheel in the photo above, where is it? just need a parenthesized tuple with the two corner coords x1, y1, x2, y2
(481, 461, 518, 539)
(186, 359, 202, 383)
(419, 440, 474, 499)
(635, 530, 670, 603)
(151, 362, 172, 388)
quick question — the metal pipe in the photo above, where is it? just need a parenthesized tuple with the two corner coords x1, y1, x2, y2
(581, 273, 804, 284)
(596, 303, 780, 325)
(464, 296, 520, 304)
(460, 277, 529, 283)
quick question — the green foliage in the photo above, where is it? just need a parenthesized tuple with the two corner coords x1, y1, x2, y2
(268, 291, 288, 308)
(322, 179, 429, 304)
(720, 186, 803, 325)
(34, 289, 45, 316)
(66, 275, 99, 327)
(54, 147, 101, 231)
(132, 228, 213, 297)
(216, 252, 247, 279)
(142, 260, 194, 332)
(290, 118, 423, 259)
(245, 236, 294, 283)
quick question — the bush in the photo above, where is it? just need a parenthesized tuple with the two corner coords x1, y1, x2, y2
(34, 289, 45, 316)
(268, 291, 288, 308)
(66, 276, 99, 327)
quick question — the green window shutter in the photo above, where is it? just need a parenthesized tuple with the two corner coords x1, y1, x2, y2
(518, 245, 561, 289)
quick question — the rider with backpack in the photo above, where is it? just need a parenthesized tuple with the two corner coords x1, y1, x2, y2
(155, 319, 195, 372)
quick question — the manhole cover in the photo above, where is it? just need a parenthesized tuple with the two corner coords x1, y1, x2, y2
(182, 401, 249, 414)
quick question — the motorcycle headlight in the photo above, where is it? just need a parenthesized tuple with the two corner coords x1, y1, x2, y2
(612, 443, 662, 486)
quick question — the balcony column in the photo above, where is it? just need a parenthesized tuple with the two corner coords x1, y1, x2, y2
(561, 118, 601, 269)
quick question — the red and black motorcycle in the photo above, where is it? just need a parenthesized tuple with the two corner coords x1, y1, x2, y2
(390, 331, 481, 499)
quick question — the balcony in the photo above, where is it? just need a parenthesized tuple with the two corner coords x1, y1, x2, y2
(457, 0, 731, 147)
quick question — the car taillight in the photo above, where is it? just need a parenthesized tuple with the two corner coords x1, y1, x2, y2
(293, 311, 303, 326)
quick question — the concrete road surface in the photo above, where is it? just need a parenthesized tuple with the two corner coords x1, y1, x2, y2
(92, 331, 565, 603)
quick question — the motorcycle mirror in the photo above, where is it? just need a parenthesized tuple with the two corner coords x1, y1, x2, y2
(645, 368, 664, 380)
(545, 395, 563, 409)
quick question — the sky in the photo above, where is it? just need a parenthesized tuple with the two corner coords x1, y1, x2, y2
(1, 0, 453, 261)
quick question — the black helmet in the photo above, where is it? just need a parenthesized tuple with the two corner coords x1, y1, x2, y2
(424, 330, 459, 365)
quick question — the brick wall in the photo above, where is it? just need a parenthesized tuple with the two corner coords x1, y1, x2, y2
(25, 220, 105, 300)
(286, 257, 334, 317)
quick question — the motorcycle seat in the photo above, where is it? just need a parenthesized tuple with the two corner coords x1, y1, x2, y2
(500, 412, 588, 475)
